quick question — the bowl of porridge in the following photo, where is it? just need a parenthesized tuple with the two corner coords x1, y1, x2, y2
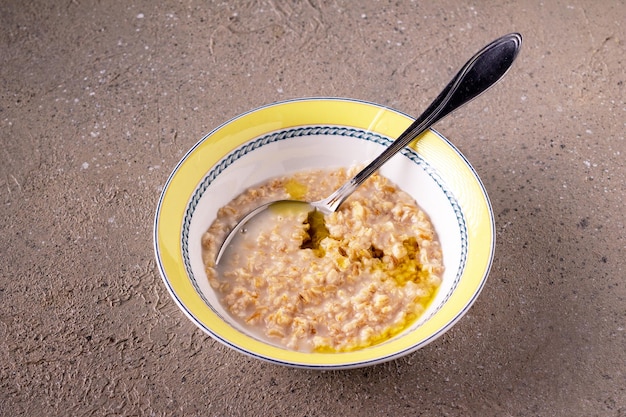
(154, 98, 495, 369)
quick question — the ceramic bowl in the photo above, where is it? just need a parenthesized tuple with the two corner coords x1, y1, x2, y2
(153, 98, 495, 369)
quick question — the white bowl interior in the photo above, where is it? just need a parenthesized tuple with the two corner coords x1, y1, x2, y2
(184, 126, 466, 344)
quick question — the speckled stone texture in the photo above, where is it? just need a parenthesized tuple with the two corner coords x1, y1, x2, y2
(1, 1, 624, 416)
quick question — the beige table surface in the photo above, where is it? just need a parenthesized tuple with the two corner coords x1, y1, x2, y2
(1, 1, 625, 416)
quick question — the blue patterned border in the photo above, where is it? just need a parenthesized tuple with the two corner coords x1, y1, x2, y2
(182, 126, 468, 317)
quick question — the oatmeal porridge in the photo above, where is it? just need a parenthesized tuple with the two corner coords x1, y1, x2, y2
(201, 167, 444, 353)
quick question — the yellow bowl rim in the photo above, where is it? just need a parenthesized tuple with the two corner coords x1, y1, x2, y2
(153, 97, 495, 369)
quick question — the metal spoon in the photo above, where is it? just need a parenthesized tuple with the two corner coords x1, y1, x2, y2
(216, 32, 522, 264)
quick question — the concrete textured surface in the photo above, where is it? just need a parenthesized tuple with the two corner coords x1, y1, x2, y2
(1, 0, 625, 416)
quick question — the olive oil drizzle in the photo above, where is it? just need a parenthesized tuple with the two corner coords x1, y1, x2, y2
(300, 210, 330, 256)
(283, 178, 437, 352)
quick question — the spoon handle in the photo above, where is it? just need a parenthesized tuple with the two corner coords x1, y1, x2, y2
(318, 33, 522, 213)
